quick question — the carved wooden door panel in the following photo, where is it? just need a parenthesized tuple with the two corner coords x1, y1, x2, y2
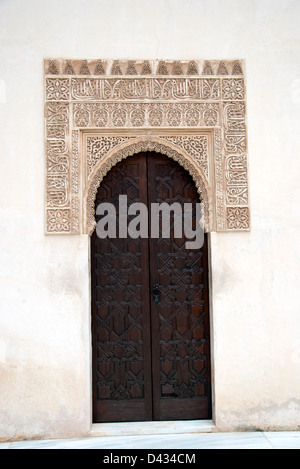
(91, 152, 211, 422)
(147, 153, 211, 420)
(91, 153, 152, 422)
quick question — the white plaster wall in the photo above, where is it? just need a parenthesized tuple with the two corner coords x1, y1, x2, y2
(0, 0, 299, 439)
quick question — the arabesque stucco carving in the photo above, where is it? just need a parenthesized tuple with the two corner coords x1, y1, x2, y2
(44, 59, 250, 234)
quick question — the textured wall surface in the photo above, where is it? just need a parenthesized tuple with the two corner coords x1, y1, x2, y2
(43, 58, 249, 236)
(0, 0, 300, 440)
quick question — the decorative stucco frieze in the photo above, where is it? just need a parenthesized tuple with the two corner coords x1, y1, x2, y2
(72, 102, 221, 128)
(44, 59, 250, 234)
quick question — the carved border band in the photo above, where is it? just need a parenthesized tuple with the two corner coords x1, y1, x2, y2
(44, 59, 250, 234)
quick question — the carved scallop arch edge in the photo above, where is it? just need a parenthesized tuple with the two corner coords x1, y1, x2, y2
(85, 139, 211, 236)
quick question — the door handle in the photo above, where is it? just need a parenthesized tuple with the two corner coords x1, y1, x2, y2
(153, 284, 160, 304)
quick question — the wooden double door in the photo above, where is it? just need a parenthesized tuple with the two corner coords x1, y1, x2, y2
(91, 152, 211, 422)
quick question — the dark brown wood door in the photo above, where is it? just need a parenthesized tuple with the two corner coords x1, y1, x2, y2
(91, 152, 211, 422)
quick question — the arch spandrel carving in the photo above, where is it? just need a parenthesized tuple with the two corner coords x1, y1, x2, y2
(44, 59, 250, 235)
(84, 137, 212, 236)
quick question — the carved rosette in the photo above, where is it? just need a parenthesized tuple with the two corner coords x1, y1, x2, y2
(44, 59, 249, 234)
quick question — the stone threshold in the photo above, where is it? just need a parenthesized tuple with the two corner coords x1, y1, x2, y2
(89, 420, 216, 437)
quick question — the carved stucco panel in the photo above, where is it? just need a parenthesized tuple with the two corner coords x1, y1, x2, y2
(44, 59, 250, 235)
(83, 136, 212, 236)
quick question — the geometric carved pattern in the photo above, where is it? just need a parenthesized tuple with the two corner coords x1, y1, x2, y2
(44, 59, 250, 234)
(93, 162, 146, 402)
(149, 157, 211, 405)
(91, 153, 212, 421)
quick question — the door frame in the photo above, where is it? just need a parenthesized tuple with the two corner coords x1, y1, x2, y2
(88, 233, 216, 434)
(43, 58, 250, 434)
(87, 152, 216, 431)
